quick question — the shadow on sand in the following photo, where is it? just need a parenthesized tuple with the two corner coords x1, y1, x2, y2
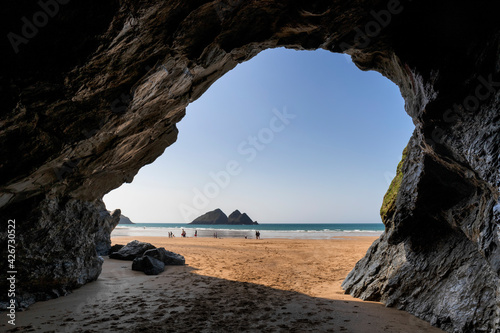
(3, 260, 443, 333)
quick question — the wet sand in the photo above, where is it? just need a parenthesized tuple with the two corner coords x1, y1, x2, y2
(3, 237, 444, 332)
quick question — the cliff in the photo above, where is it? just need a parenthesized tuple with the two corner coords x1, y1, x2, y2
(0, 1, 499, 331)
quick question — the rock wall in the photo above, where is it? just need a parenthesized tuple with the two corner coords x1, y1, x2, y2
(343, 131, 500, 332)
(1, 1, 499, 331)
(1, 197, 119, 308)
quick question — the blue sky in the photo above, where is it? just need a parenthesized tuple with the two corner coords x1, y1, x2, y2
(104, 48, 414, 223)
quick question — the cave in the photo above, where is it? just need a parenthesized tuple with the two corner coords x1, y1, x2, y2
(1, 1, 499, 332)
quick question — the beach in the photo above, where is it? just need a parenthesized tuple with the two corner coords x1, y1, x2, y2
(5, 237, 444, 332)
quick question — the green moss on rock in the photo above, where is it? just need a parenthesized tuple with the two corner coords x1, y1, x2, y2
(380, 146, 408, 223)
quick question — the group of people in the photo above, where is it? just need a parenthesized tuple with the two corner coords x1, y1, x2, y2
(167, 229, 260, 239)
(169, 230, 197, 238)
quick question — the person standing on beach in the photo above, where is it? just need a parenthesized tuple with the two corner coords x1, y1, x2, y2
(194, 230, 197, 237)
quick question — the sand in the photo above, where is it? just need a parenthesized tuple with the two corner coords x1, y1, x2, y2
(3, 237, 444, 332)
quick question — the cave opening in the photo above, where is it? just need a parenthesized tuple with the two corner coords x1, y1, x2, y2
(103, 48, 414, 226)
(2, 1, 498, 330)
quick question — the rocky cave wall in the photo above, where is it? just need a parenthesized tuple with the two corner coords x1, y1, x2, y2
(1, 1, 499, 331)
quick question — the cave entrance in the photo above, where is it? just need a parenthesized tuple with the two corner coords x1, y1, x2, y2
(104, 48, 413, 227)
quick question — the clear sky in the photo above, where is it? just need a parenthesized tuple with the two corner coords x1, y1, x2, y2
(104, 48, 414, 223)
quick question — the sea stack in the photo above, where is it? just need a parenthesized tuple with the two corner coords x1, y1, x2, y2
(190, 208, 228, 224)
(228, 210, 258, 225)
(190, 209, 258, 225)
(119, 214, 134, 224)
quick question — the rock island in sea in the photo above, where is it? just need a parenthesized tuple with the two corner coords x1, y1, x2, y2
(189, 208, 258, 225)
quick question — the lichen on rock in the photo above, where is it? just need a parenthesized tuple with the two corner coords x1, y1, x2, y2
(380, 145, 408, 223)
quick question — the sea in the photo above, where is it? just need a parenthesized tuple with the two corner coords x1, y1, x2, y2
(111, 223, 385, 240)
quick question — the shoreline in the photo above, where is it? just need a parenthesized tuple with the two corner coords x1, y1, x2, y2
(3, 237, 443, 332)
(111, 226, 384, 240)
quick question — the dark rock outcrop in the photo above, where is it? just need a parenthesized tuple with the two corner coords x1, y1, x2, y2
(0, 198, 119, 309)
(190, 208, 228, 225)
(107, 210, 134, 224)
(342, 131, 500, 332)
(109, 240, 156, 261)
(0, 1, 499, 331)
(143, 248, 185, 266)
(132, 255, 165, 276)
(96, 209, 121, 256)
(131, 247, 184, 275)
(227, 210, 258, 225)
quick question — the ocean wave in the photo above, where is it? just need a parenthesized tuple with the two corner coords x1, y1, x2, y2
(114, 226, 382, 233)
(111, 223, 384, 241)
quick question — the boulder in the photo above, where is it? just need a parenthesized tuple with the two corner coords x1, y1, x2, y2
(132, 256, 165, 275)
(143, 248, 185, 266)
(109, 240, 156, 260)
(109, 244, 125, 254)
